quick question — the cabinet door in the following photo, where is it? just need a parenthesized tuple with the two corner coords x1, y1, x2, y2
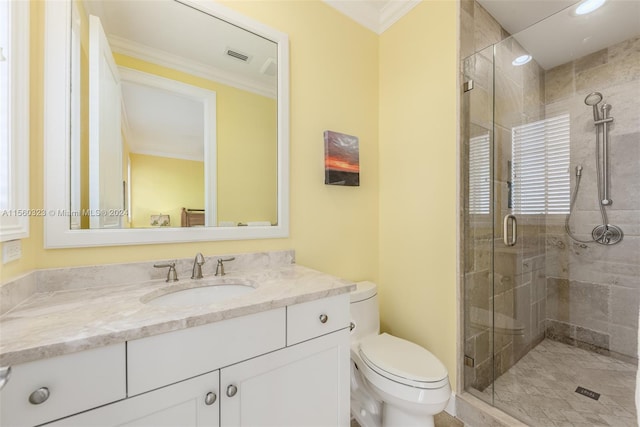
(46, 370, 219, 427)
(221, 329, 350, 427)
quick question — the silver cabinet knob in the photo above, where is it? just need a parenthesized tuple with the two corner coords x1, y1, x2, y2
(319, 314, 328, 324)
(204, 392, 217, 406)
(226, 384, 238, 397)
(29, 387, 50, 405)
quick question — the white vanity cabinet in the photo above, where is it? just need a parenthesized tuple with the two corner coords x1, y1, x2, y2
(221, 329, 350, 426)
(3, 293, 350, 427)
(50, 329, 349, 427)
(221, 293, 351, 426)
(127, 309, 287, 396)
(46, 370, 220, 427)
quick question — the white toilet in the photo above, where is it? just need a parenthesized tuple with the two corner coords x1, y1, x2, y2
(350, 281, 451, 427)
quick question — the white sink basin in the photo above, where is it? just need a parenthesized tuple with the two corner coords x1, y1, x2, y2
(143, 281, 255, 307)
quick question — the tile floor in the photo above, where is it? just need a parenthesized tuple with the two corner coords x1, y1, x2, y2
(480, 339, 638, 426)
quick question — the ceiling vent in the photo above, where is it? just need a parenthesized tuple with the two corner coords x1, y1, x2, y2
(226, 48, 251, 63)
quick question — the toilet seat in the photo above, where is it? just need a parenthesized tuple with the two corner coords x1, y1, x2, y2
(359, 333, 449, 390)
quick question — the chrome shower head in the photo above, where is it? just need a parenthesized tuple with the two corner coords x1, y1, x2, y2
(584, 92, 603, 106)
(585, 92, 603, 121)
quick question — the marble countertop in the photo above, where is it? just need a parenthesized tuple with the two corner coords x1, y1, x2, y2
(0, 265, 354, 366)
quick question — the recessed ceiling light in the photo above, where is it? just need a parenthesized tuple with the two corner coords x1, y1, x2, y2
(575, 0, 607, 15)
(512, 55, 532, 66)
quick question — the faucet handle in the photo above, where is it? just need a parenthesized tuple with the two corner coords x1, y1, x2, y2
(215, 257, 235, 276)
(154, 261, 178, 282)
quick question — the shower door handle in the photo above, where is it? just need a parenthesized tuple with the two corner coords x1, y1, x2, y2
(503, 214, 517, 247)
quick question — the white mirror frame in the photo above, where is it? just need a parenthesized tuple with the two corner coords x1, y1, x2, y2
(44, 0, 289, 248)
(0, 0, 30, 242)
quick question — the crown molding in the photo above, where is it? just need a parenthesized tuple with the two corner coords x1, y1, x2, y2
(323, 0, 421, 34)
(108, 35, 276, 99)
(379, 0, 421, 33)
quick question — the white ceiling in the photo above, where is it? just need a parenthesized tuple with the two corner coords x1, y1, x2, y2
(476, 0, 576, 35)
(121, 82, 205, 161)
(478, 0, 640, 70)
(326, 0, 640, 69)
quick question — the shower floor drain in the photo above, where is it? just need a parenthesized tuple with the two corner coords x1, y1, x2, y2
(575, 386, 600, 400)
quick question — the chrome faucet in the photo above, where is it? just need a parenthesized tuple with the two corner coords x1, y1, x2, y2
(215, 257, 235, 276)
(191, 253, 205, 279)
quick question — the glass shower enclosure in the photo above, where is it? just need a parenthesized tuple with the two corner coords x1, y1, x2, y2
(461, 2, 639, 425)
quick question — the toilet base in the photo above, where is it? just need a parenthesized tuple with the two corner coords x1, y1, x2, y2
(383, 404, 434, 427)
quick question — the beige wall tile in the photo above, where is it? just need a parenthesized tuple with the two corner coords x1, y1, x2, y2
(575, 48, 608, 74)
(545, 62, 575, 103)
(576, 53, 640, 92)
(608, 35, 640, 63)
(474, 3, 502, 53)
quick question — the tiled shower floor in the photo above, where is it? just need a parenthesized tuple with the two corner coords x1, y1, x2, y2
(480, 339, 637, 426)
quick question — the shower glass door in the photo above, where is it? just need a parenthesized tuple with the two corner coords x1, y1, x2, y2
(463, 36, 559, 411)
(489, 37, 550, 419)
(461, 44, 495, 405)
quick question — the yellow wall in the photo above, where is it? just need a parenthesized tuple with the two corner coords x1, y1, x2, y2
(216, 87, 277, 224)
(379, 1, 459, 390)
(224, 0, 380, 276)
(122, 133, 131, 228)
(129, 154, 204, 228)
(2, 0, 379, 288)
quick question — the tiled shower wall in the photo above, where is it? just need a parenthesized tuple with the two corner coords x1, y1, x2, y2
(543, 36, 640, 363)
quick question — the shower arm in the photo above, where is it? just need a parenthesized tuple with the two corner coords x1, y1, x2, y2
(595, 104, 613, 205)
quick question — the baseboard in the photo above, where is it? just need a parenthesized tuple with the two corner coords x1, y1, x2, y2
(444, 391, 456, 417)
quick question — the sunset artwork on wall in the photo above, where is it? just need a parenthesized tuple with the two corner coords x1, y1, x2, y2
(324, 130, 360, 186)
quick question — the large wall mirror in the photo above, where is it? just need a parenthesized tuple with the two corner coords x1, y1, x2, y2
(44, 0, 289, 247)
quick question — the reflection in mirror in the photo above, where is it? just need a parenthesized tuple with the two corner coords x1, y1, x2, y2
(44, 0, 289, 247)
(70, 0, 278, 230)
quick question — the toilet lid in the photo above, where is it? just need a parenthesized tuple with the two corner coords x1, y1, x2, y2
(359, 333, 448, 385)
(351, 281, 377, 303)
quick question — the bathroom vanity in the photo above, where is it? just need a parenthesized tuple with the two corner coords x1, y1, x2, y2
(0, 254, 353, 426)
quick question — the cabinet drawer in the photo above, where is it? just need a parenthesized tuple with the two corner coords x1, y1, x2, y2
(287, 293, 350, 345)
(128, 308, 285, 396)
(0, 343, 126, 427)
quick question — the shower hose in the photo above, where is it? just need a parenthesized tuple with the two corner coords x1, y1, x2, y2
(564, 126, 610, 244)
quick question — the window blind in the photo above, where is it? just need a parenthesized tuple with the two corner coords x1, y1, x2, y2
(512, 114, 570, 214)
(468, 133, 491, 214)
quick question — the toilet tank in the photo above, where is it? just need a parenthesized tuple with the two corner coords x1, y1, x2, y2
(350, 281, 380, 342)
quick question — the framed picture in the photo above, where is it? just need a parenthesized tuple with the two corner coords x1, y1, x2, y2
(324, 130, 360, 186)
(150, 214, 170, 227)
